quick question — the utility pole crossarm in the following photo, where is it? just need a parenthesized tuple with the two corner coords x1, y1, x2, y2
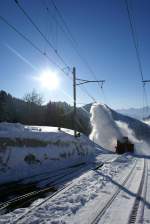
(76, 78, 105, 86)
(142, 80, 150, 87)
(142, 80, 150, 83)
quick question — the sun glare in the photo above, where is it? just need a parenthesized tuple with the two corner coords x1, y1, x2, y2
(37, 70, 60, 90)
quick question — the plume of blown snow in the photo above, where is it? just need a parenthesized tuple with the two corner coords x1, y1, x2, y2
(115, 120, 149, 155)
(90, 103, 123, 151)
(115, 120, 150, 156)
(90, 103, 150, 156)
(115, 121, 140, 144)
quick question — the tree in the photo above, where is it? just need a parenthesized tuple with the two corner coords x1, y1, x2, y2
(23, 89, 44, 105)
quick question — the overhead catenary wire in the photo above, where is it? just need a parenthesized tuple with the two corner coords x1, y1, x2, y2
(124, 0, 144, 82)
(38, 0, 100, 103)
(1, 16, 97, 106)
(14, 0, 69, 69)
(2, 0, 99, 107)
(49, 0, 104, 95)
(0, 15, 70, 77)
(1, 2, 103, 134)
(124, 0, 150, 119)
(16, 0, 99, 103)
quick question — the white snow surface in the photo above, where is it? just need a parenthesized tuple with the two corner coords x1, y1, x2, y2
(0, 110, 149, 223)
(0, 154, 135, 224)
(143, 119, 150, 126)
(0, 122, 96, 184)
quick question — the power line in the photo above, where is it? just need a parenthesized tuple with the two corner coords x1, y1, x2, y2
(3, 15, 95, 104)
(41, 0, 79, 57)
(50, 0, 78, 49)
(1, 13, 97, 135)
(41, 0, 97, 102)
(0, 15, 96, 104)
(1, 3, 97, 105)
(124, 0, 144, 81)
(14, 0, 69, 69)
(49, 0, 104, 94)
(15, 0, 98, 103)
(0, 14, 70, 77)
(124, 0, 148, 119)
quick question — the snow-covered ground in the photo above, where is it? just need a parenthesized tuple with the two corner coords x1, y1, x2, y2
(0, 103, 150, 224)
(0, 122, 96, 184)
(0, 154, 135, 224)
(143, 118, 150, 126)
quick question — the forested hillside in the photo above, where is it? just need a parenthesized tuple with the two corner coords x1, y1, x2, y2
(0, 90, 91, 135)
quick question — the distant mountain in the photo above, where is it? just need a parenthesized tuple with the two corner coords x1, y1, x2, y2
(83, 104, 150, 121)
(143, 115, 150, 121)
(82, 103, 93, 113)
(116, 107, 150, 120)
(109, 106, 150, 144)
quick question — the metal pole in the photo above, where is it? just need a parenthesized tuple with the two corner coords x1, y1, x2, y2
(73, 67, 77, 137)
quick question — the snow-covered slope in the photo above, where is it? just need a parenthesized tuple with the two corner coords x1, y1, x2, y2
(0, 122, 96, 185)
(143, 118, 150, 126)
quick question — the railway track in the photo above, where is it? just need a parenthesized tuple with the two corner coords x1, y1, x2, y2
(0, 162, 90, 214)
(0, 153, 117, 194)
(128, 158, 148, 224)
(90, 159, 138, 224)
(0, 154, 116, 204)
(0, 162, 92, 203)
(6, 159, 109, 224)
(0, 162, 86, 199)
(0, 158, 108, 216)
(87, 157, 148, 224)
(7, 155, 131, 224)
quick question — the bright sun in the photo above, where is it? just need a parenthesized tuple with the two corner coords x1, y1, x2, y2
(37, 70, 60, 90)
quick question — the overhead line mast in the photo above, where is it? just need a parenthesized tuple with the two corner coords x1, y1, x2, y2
(73, 67, 105, 137)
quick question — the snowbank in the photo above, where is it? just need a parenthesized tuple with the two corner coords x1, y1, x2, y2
(0, 123, 95, 185)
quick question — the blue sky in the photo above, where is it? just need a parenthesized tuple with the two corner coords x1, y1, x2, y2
(0, 0, 150, 109)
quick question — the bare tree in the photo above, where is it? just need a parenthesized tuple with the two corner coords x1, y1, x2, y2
(23, 89, 44, 105)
